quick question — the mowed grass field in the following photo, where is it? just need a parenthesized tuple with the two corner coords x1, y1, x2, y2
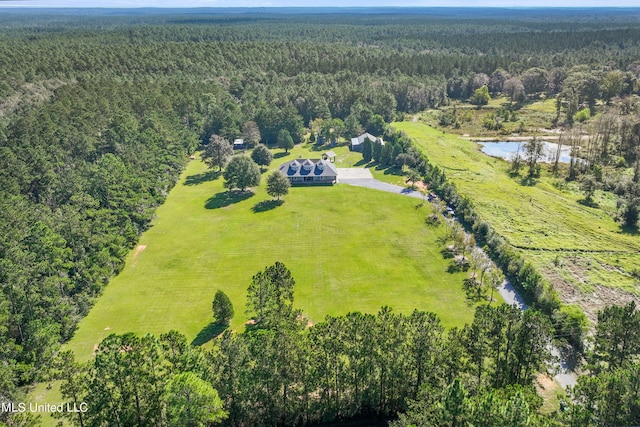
(394, 121, 640, 319)
(66, 143, 474, 362)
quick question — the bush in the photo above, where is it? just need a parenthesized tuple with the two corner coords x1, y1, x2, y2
(574, 108, 591, 123)
(553, 305, 588, 350)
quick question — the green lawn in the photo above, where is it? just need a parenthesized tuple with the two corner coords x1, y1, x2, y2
(66, 143, 476, 362)
(393, 121, 640, 318)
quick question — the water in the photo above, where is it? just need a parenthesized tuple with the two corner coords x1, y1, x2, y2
(480, 141, 573, 163)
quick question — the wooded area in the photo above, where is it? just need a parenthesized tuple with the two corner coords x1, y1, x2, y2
(1, 8, 640, 426)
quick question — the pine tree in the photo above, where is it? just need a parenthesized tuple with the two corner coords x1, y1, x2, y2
(212, 290, 234, 326)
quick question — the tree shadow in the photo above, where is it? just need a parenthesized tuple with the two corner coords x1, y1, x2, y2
(520, 176, 538, 186)
(463, 278, 488, 304)
(440, 247, 455, 259)
(184, 170, 221, 186)
(274, 152, 291, 159)
(577, 198, 600, 209)
(309, 144, 327, 152)
(354, 159, 368, 167)
(191, 322, 227, 346)
(382, 166, 404, 177)
(447, 257, 470, 273)
(205, 190, 254, 209)
(252, 199, 284, 213)
(620, 224, 639, 235)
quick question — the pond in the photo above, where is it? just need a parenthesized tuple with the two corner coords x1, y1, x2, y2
(479, 141, 573, 163)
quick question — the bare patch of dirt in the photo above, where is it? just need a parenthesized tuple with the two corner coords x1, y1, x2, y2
(596, 259, 627, 275)
(405, 179, 428, 192)
(536, 373, 556, 391)
(131, 245, 147, 266)
(535, 373, 562, 414)
(545, 266, 640, 324)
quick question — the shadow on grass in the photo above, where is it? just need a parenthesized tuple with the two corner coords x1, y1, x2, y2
(205, 190, 254, 209)
(375, 164, 404, 177)
(354, 159, 368, 167)
(440, 247, 455, 259)
(191, 322, 227, 346)
(274, 152, 291, 159)
(184, 170, 221, 186)
(520, 176, 538, 186)
(620, 224, 639, 235)
(252, 199, 284, 213)
(577, 198, 600, 209)
(309, 143, 327, 152)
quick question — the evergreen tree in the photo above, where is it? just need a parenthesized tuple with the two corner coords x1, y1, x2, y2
(362, 138, 373, 162)
(277, 129, 294, 153)
(372, 141, 384, 162)
(381, 142, 394, 165)
(164, 372, 227, 427)
(212, 290, 234, 326)
(246, 262, 296, 327)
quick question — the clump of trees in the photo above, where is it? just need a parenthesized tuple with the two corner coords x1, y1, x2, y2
(563, 302, 640, 427)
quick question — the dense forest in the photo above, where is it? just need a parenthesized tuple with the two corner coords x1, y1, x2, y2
(1, 8, 640, 426)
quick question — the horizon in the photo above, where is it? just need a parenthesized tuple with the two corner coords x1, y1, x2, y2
(1, 2, 640, 9)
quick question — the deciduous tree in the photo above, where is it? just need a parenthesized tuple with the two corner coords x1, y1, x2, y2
(266, 171, 290, 201)
(241, 121, 261, 148)
(250, 144, 272, 170)
(202, 135, 233, 171)
(223, 155, 261, 192)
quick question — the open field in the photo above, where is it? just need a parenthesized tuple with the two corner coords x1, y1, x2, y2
(418, 96, 558, 138)
(394, 121, 640, 321)
(65, 143, 476, 362)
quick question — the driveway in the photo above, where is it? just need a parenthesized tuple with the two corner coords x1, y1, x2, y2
(336, 168, 374, 180)
(337, 168, 424, 200)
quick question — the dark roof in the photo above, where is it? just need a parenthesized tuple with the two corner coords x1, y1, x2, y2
(279, 158, 338, 178)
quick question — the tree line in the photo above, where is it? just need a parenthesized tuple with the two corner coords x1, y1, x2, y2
(40, 282, 640, 427)
(45, 262, 556, 427)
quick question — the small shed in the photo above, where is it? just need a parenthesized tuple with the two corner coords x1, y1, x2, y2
(322, 151, 337, 163)
(233, 138, 246, 150)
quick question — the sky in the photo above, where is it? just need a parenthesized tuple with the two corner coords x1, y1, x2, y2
(0, 0, 639, 8)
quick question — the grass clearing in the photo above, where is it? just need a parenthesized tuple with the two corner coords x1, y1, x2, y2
(426, 96, 558, 137)
(393, 121, 640, 321)
(65, 142, 478, 362)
